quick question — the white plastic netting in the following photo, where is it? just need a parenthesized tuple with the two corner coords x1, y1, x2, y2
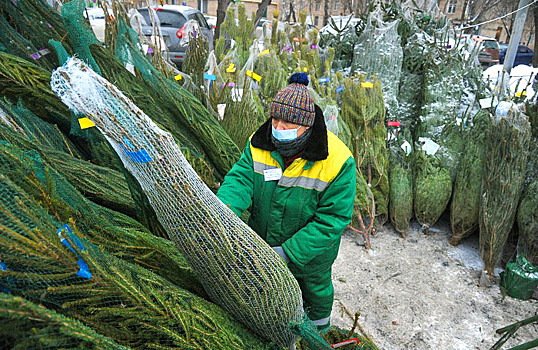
(50, 58, 304, 347)
(351, 10, 403, 115)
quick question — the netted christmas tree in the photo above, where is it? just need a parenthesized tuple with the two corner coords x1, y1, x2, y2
(413, 32, 469, 231)
(0, 172, 269, 349)
(450, 110, 489, 246)
(351, 9, 403, 116)
(516, 100, 538, 264)
(0, 0, 71, 71)
(0, 140, 203, 296)
(480, 103, 531, 276)
(341, 76, 388, 246)
(51, 57, 334, 348)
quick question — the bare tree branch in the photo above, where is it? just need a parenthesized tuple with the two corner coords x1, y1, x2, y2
(253, 0, 272, 27)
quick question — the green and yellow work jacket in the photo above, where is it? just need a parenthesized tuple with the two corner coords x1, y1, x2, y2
(217, 110, 356, 276)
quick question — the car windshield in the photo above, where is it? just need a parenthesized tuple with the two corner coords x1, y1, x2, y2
(188, 13, 209, 29)
(483, 40, 499, 50)
(137, 9, 186, 27)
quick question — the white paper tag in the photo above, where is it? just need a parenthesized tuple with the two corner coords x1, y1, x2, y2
(217, 104, 226, 120)
(125, 63, 136, 76)
(422, 139, 440, 155)
(456, 117, 462, 126)
(401, 140, 412, 155)
(263, 168, 282, 181)
(418, 137, 428, 143)
(479, 97, 498, 109)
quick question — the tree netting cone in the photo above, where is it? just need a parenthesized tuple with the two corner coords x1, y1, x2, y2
(51, 57, 305, 347)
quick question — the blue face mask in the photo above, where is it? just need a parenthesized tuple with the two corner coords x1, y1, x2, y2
(271, 125, 301, 141)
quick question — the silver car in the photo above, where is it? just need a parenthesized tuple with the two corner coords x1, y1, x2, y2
(136, 5, 214, 66)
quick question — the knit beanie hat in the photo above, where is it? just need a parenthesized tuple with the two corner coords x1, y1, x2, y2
(270, 72, 316, 127)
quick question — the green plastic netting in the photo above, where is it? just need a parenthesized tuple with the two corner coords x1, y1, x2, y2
(50, 57, 309, 347)
(0, 97, 81, 158)
(0, 294, 130, 349)
(0, 171, 269, 349)
(0, 140, 203, 296)
(0, 50, 121, 171)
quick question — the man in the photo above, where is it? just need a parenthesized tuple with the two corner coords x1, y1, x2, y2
(217, 72, 356, 331)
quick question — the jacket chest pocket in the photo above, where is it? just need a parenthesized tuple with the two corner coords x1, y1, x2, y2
(284, 188, 319, 234)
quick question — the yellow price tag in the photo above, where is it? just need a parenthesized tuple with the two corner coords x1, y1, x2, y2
(78, 117, 96, 130)
(226, 63, 236, 73)
(303, 67, 308, 73)
(258, 49, 270, 56)
(246, 69, 262, 82)
(361, 82, 373, 88)
(516, 91, 527, 97)
(174, 74, 183, 81)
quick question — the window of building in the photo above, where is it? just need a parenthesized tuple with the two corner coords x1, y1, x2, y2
(314, 16, 319, 25)
(446, 0, 457, 14)
(315, 0, 320, 11)
(197, 0, 208, 14)
(333, 0, 339, 11)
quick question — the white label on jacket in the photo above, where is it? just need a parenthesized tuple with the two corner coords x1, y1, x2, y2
(263, 168, 282, 181)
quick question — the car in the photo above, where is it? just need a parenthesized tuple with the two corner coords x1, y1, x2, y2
(472, 35, 500, 67)
(500, 44, 534, 66)
(135, 5, 214, 66)
(204, 15, 217, 31)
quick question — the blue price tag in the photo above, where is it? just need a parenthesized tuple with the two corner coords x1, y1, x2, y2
(58, 225, 92, 280)
(318, 77, 330, 83)
(0, 261, 10, 294)
(336, 86, 344, 93)
(121, 137, 152, 163)
(204, 73, 217, 81)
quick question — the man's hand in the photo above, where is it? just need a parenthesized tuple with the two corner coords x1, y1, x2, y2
(272, 246, 290, 264)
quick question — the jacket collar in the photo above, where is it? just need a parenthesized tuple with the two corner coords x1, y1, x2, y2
(250, 104, 329, 161)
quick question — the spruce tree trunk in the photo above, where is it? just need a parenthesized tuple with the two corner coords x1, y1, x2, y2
(215, 0, 232, 43)
(253, 0, 272, 28)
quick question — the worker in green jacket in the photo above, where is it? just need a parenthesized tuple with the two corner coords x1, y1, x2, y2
(217, 72, 356, 331)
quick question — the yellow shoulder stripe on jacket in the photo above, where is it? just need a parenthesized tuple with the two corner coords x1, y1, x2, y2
(250, 131, 353, 191)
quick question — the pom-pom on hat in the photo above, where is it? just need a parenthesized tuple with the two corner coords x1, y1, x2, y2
(270, 72, 316, 127)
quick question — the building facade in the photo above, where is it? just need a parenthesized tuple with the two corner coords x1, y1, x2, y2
(438, 0, 535, 47)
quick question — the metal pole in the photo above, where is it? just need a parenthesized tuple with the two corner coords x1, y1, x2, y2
(501, 0, 533, 95)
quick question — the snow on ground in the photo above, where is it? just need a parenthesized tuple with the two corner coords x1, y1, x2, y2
(331, 218, 537, 350)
